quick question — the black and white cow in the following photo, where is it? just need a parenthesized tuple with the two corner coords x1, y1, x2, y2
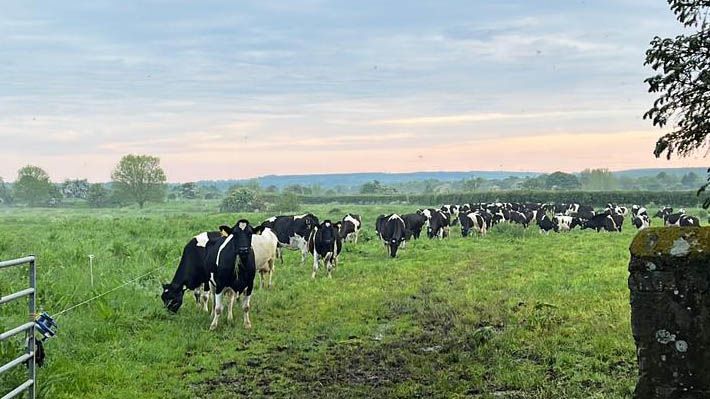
(208, 220, 257, 330)
(378, 214, 406, 258)
(538, 214, 557, 233)
(654, 207, 674, 219)
(441, 205, 460, 226)
(581, 214, 619, 232)
(308, 220, 343, 278)
(605, 203, 629, 217)
(508, 210, 530, 228)
(609, 213, 624, 232)
(632, 215, 651, 230)
(161, 231, 223, 314)
(663, 213, 700, 227)
(339, 213, 362, 244)
(459, 211, 487, 237)
(420, 208, 450, 239)
(161, 220, 257, 330)
(402, 213, 427, 240)
(567, 204, 595, 220)
(260, 213, 319, 264)
(631, 205, 649, 219)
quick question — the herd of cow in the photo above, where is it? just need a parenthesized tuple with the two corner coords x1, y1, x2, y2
(161, 202, 700, 330)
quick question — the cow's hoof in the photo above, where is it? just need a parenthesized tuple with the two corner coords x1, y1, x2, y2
(244, 322, 252, 329)
(209, 323, 218, 331)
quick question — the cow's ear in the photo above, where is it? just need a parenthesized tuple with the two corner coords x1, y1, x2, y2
(219, 225, 233, 236)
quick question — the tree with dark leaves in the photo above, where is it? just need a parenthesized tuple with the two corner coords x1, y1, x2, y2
(645, 0, 710, 206)
(14, 165, 53, 206)
(111, 154, 166, 209)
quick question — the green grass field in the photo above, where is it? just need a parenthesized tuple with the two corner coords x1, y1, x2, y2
(0, 204, 705, 398)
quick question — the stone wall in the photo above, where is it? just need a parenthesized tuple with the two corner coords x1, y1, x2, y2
(629, 227, 710, 398)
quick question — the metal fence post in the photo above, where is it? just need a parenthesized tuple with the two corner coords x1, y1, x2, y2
(28, 255, 36, 399)
(0, 255, 37, 399)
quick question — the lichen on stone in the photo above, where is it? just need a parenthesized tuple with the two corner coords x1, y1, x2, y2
(630, 227, 710, 258)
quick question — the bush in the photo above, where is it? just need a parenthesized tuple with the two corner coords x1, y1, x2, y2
(220, 188, 266, 212)
(87, 184, 112, 208)
(270, 192, 301, 213)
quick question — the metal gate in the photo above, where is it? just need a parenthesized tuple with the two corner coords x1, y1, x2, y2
(0, 256, 37, 399)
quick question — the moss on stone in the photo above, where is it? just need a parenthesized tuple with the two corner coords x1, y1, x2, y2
(630, 227, 710, 258)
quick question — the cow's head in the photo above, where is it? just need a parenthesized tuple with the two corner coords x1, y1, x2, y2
(161, 283, 186, 313)
(294, 214, 319, 238)
(219, 225, 233, 237)
(389, 235, 405, 258)
(318, 220, 338, 244)
(654, 207, 673, 218)
(231, 219, 254, 256)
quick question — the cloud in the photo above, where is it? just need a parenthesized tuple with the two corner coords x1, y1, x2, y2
(0, 1, 696, 181)
(371, 109, 633, 126)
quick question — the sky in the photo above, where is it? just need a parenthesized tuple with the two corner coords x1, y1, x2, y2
(1, 0, 708, 182)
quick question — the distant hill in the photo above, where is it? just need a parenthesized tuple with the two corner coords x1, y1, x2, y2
(190, 167, 708, 191)
(195, 171, 540, 190)
(612, 167, 707, 178)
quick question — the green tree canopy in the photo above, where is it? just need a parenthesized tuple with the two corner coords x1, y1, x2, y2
(645, 0, 710, 159)
(0, 177, 11, 204)
(87, 183, 111, 208)
(180, 182, 199, 199)
(283, 184, 312, 195)
(521, 175, 547, 190)
(359, 180, 397, 194)
(579, 168, 618, 190)
(220, 188, 266, 212)
(545, 172, 581, 190)
(270, 192, 301, 213)
(14, 165, 53, 206)
(111, 154, 167, 208)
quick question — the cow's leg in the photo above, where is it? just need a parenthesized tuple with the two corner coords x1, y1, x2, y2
(269, 256, 275, 288)
(209, 290, 223, 330)
(194, 287, 201, 307)
(326, 256, 333, 279)
(227, 289, 236, 322)
(242, 294, 252, 329)
(311, 247, 319, 279)
(209, 278, 216, 317)
(353, 230, 359, 244)
(200, 282, 210, 313)
(259, 271, 265, 289)
(277, 247, 284, 264)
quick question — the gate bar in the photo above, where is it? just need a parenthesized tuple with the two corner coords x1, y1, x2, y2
(0, 352, 34, 375)
(0, 288, 35, 306)
(1, 379, 34, 399)
(0, 322, 34, 341)
(0, 256, 35, 269)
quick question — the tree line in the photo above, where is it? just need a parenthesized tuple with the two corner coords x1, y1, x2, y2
(1, 155, 167, 209)
(1, 160, 706, 210)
